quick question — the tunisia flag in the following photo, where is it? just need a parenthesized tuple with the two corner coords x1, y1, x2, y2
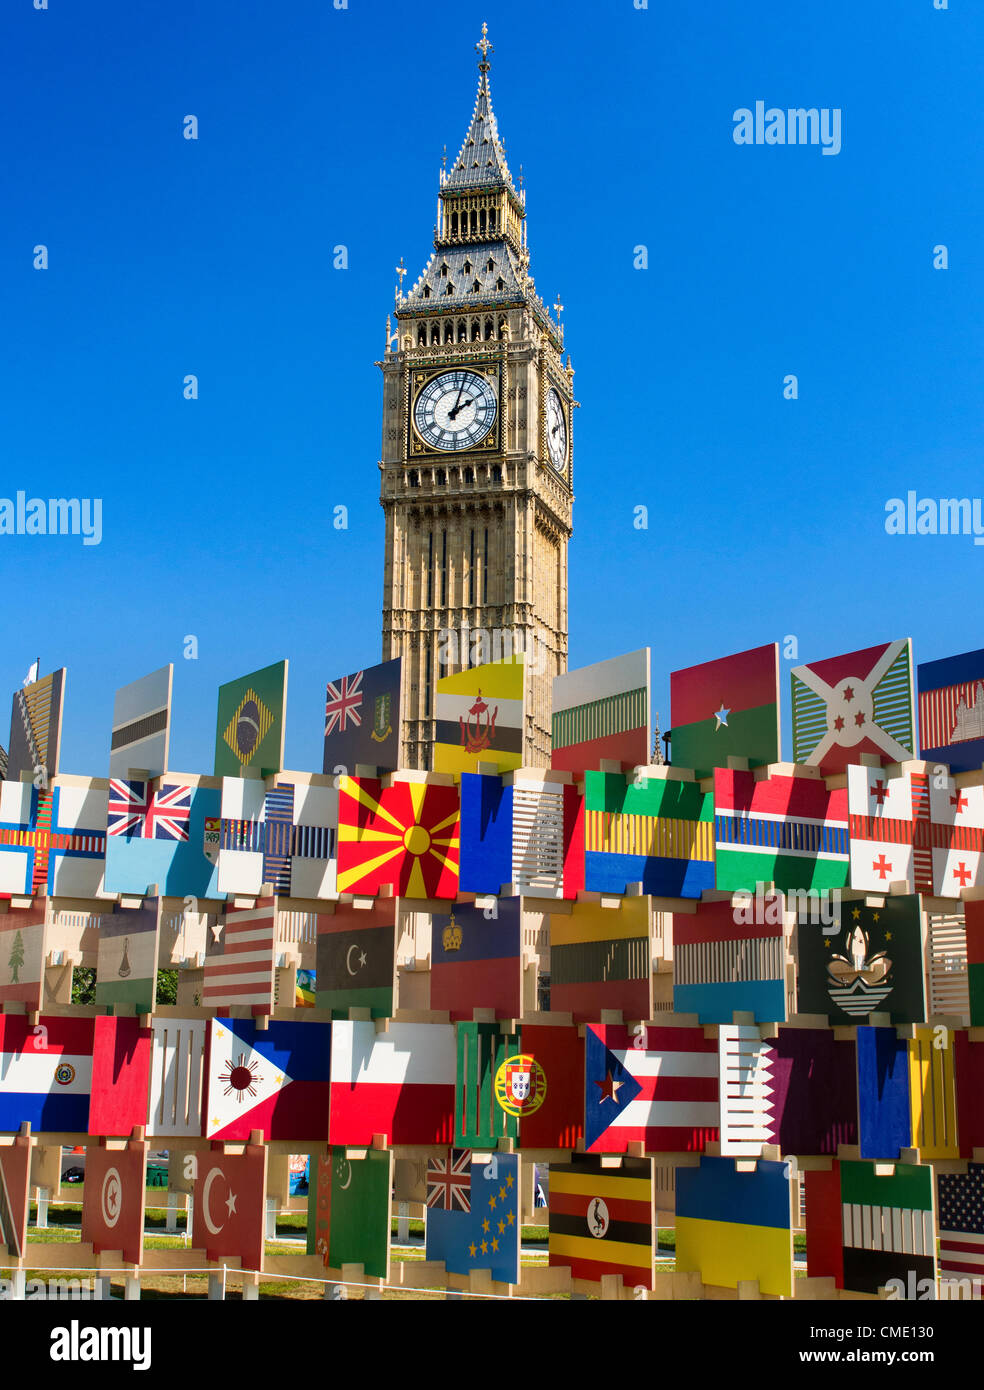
(81, 1137, 147, 1266)
(191, 1139, 267, 1271)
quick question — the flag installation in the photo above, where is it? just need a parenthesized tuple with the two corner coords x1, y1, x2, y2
(7, 666, 65, 785)
(908, 1024, 958, 1159)
(337, 775, 459, 898)
(791, 638, 916, 773)
(582, 769, 714, 898)
(104, 779, 223, 899)
(918, 647, 984, 774)
(430, 897, 522, 1020)
(847, 764, 925, 894)
(434, 656, 524, 776)
(0, 905, 47, 1009)
(191, 1141, 267, 1271)
(796, 895, 926, 1025)
(424, 1150, 520, 1284)
(937, 1163, 984, 1281)
(670, 643, 780, 779)
(0, 1014, 93, 1133)
(675, 1155, 793, 1298)
(308, 1147, 392, 1279)
(584, 1024, 718, 1154)
(109, 665, 172, 780)
(81, 1138, 148, 1267)
(315, 901, 396, 1017)
(95, 898, 160, 1015)
(548, 1155, 654, 1290)
(807, 1159, 935, 1295)
(458, 770, 513, 894)
(928, 770, 983, 897)
(714, 768, 849, 893)
(202, 897, 277, 1014)
(551, 648, 651, 774)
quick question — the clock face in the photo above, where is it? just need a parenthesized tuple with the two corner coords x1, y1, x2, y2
(413, 370, 497, 452)
(546, 387, 567, 470)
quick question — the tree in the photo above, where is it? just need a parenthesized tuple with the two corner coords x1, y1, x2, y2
(8, 930, 25, 984)
(71, 967, 96, 1005)
(155, 970, 178, 1005)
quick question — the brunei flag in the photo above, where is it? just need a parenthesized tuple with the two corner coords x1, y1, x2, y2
(434, 657, 524, 776)
(336, 775, 459, 899)
(548, 1155, 655, 1290)
(670, 643, 780, 779)
(676, 1155, 793, 1297)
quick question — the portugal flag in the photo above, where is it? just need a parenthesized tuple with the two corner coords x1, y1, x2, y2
(337, 776, 459, 898)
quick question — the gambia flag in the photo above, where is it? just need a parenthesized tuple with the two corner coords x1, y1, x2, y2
(670, 643, 780, 779)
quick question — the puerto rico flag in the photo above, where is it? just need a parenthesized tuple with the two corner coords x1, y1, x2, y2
(204, 1017, 331, 1141)
(0, 1014, 94, 1133)
(584, 1023, 719, 1154)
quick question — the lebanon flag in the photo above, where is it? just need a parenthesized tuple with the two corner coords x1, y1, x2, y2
(584, 1024, 719, 1154)
(791, 639, 916, 773)
(204, 1017, 331, 1141)
(329, 1020, 456, 1146)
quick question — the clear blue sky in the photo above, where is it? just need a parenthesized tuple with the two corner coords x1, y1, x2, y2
(3, 0, 981, 775)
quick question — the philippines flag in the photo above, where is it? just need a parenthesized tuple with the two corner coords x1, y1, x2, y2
(204, 1017, 331, 1141)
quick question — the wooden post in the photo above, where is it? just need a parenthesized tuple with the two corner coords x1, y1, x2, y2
(124, 1275, 141, 1301)
(397, 1200, 409, 1242)
(36, 1186, 49, 1228)
(165, 1192, 179, 1232)
(208, 1272, 225, 1301)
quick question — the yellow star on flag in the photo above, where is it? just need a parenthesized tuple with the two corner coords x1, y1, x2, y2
(506, 1209, 515, 1225)
(482, 1217, 490, 1233)
(469, 1242, 477, 1258)
(480, 1239, 488, 1255)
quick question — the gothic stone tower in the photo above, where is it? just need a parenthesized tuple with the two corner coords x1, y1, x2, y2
(379, 26, 574, 771)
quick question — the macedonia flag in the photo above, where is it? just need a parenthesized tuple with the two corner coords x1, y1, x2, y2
(337, 776, 460, 898)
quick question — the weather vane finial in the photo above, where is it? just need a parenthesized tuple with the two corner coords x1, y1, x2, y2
(476, 21, 493, 72)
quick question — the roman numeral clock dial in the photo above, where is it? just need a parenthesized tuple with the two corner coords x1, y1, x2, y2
(413, 370, 497, 451)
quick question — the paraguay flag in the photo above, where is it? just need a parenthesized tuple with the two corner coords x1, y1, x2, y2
(0, 1014, 94, 1133)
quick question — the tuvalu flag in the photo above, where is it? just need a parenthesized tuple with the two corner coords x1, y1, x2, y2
(670, 643, 780, 779)
(791, 638, 916, 773)
(425, 1150, 520, 1284)
(548, 1155, 654, 1290)
(307, 1146, 392, 1280)
(434, 656, 524, 776)
(315, 901, 396, 1018)
(204, 1016, 331, 1141)
(431, 897, 522, 1020)
(0, 904, 47, 1010)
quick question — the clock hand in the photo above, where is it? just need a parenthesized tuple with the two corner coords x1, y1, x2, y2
(448, 398, 475, 421)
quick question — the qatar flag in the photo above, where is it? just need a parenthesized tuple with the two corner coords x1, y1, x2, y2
(191, 1141, 267, 1271)
(204, 1017, 331, 1141)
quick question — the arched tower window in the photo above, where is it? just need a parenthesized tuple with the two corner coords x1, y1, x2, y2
(484, 318, 494, 340)
(444, 321, 454, 344)
(430, 323, 440, 345)
(417, 325, 426, 346)
(471, 319, 480, 341)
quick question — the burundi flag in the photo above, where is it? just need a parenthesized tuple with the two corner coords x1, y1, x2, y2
(918, 647, 984, 774)
(714, 768, 849, 893)
(548, 1155, 654, 1290)
(213, 660, 288, 778)
(670, 643, 780, 779)
(583, 769, 714, 899)
(424, 1151, 520, 1285)
(551, 648, 651, 775)
(584, 1024, 719, 1154)
(434, 656, 524, 776)
(307, 1147, 393, 1280)
(204, 1017, 331, 1141)
(791, 638, 915, 773)
(337, 775, 459, 899)
(676, 1155, 793, 1298)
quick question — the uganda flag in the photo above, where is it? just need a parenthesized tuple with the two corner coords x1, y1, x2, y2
(336, 775, 459, 899)
(548, 1156, 654, 1290)
(670, 643, 780, 779)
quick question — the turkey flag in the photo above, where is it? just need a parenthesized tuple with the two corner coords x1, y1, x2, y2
(191, 1136, 267, 1271)
(81, 1135, 147, 1266)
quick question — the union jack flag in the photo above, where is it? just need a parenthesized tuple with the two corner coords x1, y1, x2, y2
(426, 1148, 472, 1212)
(325, 672, 363, 737)
(107, 779, 191, 841)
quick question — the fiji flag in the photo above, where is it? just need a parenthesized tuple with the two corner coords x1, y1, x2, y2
(203, 1017, 331, 1141)
(0, 1014, 94, 1133)
(425, 1151, 520, 1284)
(105, 780, 223, 898)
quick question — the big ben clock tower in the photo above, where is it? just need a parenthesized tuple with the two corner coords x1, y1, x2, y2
(379, 24, 574, 770)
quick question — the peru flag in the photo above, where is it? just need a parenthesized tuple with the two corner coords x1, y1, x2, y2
(329, 1020, 456, 1146)
(204, 1017, 331, 1141)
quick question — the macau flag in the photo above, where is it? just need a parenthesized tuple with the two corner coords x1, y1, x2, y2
(213, 660, 288, 778)
(676, 1155, 793, 1297)
(337, 776, 459, 898)
(434, 657, 524, 776)
(670, 643, 780, 779)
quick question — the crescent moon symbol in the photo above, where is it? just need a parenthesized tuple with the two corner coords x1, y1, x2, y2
(346, 944, 359, 977)
(339, 1160, 352, 1191)
(202, 1167, 225, 1236)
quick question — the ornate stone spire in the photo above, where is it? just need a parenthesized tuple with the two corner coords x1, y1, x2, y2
(443, 24, 514, 192)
